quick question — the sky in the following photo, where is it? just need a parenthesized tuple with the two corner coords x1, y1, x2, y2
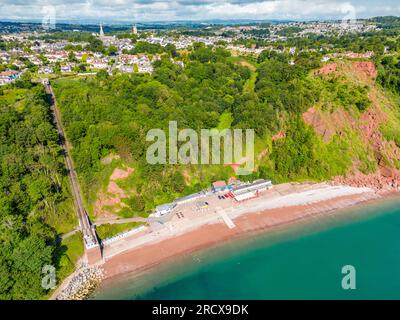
(0, 0, 399, 23)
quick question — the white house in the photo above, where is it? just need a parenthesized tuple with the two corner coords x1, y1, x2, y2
(38, 66, 53, 74)
(154, 203, 177, 217)
(87, 57, 108, 69)
(117, 65, 134, 73)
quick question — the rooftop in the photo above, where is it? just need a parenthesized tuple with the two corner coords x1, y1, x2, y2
(156, 202, 176, 212)
(212, 180, 227, 188)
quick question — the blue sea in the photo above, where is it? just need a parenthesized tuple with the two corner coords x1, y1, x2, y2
(92, 196, 400, 300)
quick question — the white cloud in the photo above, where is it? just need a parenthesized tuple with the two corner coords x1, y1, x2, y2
(0, 0, 399, 22)
(197, 0, 359, 20)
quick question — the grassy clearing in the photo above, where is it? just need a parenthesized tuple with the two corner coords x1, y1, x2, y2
(227, 56, 258, 71)
(243, 71, 258, 94)
(54, 232, 84, 283)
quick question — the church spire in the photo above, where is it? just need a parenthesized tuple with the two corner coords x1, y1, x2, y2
(99, 23, 104, 37)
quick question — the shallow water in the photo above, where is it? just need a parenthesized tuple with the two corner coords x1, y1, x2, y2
(92, 196, 400, 300)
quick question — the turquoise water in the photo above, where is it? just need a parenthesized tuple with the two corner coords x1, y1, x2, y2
(93, 197, 400, 300)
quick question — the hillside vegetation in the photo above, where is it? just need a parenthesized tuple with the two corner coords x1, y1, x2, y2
(53, 45, 400, 221)
(0, 84, 79, 299)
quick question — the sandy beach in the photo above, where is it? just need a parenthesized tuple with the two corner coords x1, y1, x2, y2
(102, 184, 388, 280)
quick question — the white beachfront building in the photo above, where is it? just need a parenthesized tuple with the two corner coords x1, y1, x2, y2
(230, 179, 273, 202)
(153, 203, 177, 218)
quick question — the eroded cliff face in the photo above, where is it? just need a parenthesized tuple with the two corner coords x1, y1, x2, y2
(94, 167, 135, 219)
(304, 61, 400, 192)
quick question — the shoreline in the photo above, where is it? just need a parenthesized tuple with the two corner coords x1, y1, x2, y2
(100, 188, 399, 283)
(52, 183, 399, 300)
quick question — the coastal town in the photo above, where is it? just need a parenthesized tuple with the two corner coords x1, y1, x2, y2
(0, 19, 384, 86)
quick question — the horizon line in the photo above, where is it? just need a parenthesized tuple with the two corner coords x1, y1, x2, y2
(0, 15, 398, 26)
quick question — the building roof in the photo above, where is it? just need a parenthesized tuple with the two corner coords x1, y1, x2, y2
(175, 191, 205, 203)
(233, 179, 272, 194)
(156, 203, 176, 212)
(212, 180, 227, 188)
(0, 70, 18, 77)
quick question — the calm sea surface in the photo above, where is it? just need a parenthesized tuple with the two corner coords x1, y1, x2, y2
(92, 196, 400, 299)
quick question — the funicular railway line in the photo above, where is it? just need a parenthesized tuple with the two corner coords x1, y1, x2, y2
(43, 79, 101, 257)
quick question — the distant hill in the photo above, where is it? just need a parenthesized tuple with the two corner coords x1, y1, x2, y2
(370, 16, 400, 28)
(3, 16, 400, 34)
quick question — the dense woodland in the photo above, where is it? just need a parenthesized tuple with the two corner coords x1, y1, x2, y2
(53, 44, 250, 214)
(0, 84, 79, 299)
